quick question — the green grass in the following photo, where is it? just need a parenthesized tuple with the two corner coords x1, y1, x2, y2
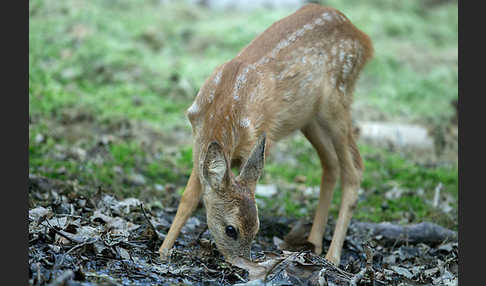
(29, 0, 458, 228)
(258, 138, 457, 228)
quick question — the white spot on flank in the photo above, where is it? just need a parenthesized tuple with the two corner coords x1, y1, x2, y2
(240, 117, 250, 128)
(342, 54, 354, 78)
(314, 18, 324, 25)
(332, 56, 338, 70)
(330, 75, 337, 87)
(249, 91, 256, 103)
(322, 52, 329, 63)
(339, 83, 346, 93)
(331, 46, 338, 57)
(339, 50, 345, 63)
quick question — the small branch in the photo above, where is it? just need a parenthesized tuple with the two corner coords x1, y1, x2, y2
(264, 251, 300, 283)
(364, 242, 374, 282)
(44, 219, 84, 244)
(350, 242, 374, 286)
(57, 238, 98, 267)
(140, 203, 161, 240)
(349, 267, 367, 286)
(121, 241, 148, 248)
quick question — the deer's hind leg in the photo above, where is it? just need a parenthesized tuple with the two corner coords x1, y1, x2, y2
(318, 107, 363, 265)
(301, 120, 340, 256)
(302, 96, 363, 265)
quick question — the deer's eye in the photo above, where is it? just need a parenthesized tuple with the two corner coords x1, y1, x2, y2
(225, 225, 238, 240)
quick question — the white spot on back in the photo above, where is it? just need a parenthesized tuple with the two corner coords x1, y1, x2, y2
(322, 12, 333, 21)
(240, 117, 251, 128)
(229, 9, 349, 112)
(295, 28, 305, 37)
(262, 13, 328, 64)
(213, 69, 222, 85)
(303, 24, 313, 30)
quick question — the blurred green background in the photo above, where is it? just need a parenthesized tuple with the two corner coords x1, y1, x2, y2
(29, 0, 458, 229)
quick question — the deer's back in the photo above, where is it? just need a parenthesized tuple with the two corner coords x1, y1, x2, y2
(233, 4, 373, 138)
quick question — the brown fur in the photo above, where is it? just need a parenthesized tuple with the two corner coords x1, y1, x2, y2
(236, 190, 259, 237)
(160, 3, 374, 265)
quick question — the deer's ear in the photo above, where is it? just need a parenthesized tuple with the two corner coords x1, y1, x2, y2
(202, 141, 229, 191)
(238, 133, 266, 185)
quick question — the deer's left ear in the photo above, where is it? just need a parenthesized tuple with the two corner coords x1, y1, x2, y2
(238, 133, 266, 184)
(202, 141, 229, 191)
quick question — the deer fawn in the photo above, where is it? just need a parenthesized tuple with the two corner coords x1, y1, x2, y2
(159, 3, 373, 265)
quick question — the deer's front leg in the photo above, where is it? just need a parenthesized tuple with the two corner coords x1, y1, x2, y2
(159, 170, 202, 259)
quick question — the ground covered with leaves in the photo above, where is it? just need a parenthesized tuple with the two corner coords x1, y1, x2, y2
(29, 0, 458, 285)
(29, 174, 457, 285)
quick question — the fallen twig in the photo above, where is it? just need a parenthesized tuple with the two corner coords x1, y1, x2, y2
(350, 267, 367, 286)
(140, 203, 161, 240)
(350, 242, 374, 286)
(264, 251, 300, 283)
(57, 238, 98, 267)
(44, 219, 84, 244)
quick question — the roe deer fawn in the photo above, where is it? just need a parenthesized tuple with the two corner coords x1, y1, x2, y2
(159, 3, 373, 265)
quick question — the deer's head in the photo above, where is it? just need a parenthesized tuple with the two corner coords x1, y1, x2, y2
(199, 134, 266, 261)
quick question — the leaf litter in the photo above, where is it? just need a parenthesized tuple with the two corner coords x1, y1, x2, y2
(29, 174, 457, 285)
